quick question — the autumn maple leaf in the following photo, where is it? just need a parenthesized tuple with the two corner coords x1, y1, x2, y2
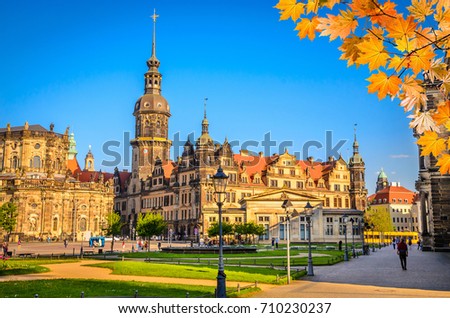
(275, 0, 305, 21)
(408, 0, 436, 22)
(339, 35, 364, 66)
(436, 154, 450, 174)
(317, 10, 358, 41)
(295, 17, 319, 40)
(417, 130, 447, 156)
(409, 111, 440, 134)
(356, 37, 390, 71)
(409, 46, 435, 74)
(367, 72, 402, 99)
(432, 101, 450, 125)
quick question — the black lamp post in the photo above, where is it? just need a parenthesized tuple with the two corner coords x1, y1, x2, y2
(342, 214, 349, 261)
(305, 201, 314, 276)
(212, 165, 228, 298)
(350, 218, 356, 258)
(281, 199, 293, 284)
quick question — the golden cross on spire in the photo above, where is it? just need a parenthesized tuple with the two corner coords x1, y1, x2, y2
(151, 9, 159, 23)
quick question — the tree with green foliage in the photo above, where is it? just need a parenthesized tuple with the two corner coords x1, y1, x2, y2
(365, 206, 394, 243)
(103, 211, 125, 252)
(0, 202, 18, 242)
(136, 213, 167, 251)
(207, 222, 234, 238)
(234, 222, 266, 244)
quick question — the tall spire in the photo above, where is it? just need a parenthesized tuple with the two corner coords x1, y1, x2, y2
(353, 123, 359, 154)
(151, 9, 159, 59)
(202, 97, 209, 134)
(145, 9, 162, 95)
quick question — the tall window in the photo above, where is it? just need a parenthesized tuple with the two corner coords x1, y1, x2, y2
(12, 156, 19, 169)
(79, 218, 87, 231)
(52, 217, 58, 231)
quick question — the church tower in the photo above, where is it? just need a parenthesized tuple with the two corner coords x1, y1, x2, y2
(130, 10, 172, 184)
(348, 127, 368, 210)
(375, 168, 388, 192)
(84, 146, 95, 172)
(195, 98, 215, 167)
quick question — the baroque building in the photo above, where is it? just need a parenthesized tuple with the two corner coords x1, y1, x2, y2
(415, 75, 450, 251)
(368, 170, 419, 233)
(115, 14, 367, 243)
(0, 124, 114, 241)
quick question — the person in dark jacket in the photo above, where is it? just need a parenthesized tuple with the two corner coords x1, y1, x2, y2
(397, 238, 408, 270)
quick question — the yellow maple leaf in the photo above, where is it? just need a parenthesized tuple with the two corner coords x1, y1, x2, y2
(367, 72, 402, 99)
(388, 55, 408, 72)
(339, 35, 365, 66)
(401, 75, 424, 98)
(317, 10, 358, 41)
(295, 17, 319, 40)
(409, 46, 435, 74)
(408, 0, 437, 22)
(274, 0, 305, 21)
(409, 111, 440, 133)
(432, 100, 450, 125)
(436, 153, 450, 174)
(306, 0, 321, 14)
(387, 16, 417, 40)
(356, 37, 390, 71)
(412, 26, 435, 50)
(417, 131, 447, 157)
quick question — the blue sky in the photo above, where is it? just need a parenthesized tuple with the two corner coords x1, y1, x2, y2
(0, 0, 419, 194)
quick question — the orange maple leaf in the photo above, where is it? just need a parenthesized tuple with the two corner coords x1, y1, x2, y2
(275, 0, 305, 21)
(417, 130, 447, 157)
(370, 1, 399, 27)
(339, 35, 364, 66)
(387, 16, 417, 41)
(409, 46, 435, 74)
(356, 37, 390, 71)
(367, 72, 402, 99)
(317, 10, 358, 41)
(432, 101, 450, 125)
(295, 17, 319, 40)
(436, 153, 450, 174)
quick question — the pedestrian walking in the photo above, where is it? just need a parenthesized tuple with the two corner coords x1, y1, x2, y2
(2, 242, 8, 258)
(417, 239, 421, 250)
(275, 237, 279, 249)
(158, 241, 161, 251)
(392, 238, 396, 249)
(271, 237, 275, 248)
(397, 238, 408, 270)
(63, 238, 68, 248)
(408, 238, 412, 249)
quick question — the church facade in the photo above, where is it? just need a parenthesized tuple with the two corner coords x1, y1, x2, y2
(0, 124, 114, 242)
(114, 15, 368, 243)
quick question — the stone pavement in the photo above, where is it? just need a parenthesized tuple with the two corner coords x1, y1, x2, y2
(254, 245, 450, 298)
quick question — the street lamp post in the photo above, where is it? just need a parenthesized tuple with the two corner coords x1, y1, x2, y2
(350, 218, 356, 258)
(342, 214, 349, 261)
(282, 199, 293, 284)
(305, 202, 314, 276)
(212, 166, 229, 298)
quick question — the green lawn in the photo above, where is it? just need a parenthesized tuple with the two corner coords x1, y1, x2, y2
(0, 279, 217, 298)
(87, 261, 300, 284)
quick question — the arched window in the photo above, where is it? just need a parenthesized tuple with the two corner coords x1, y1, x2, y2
(156, 121, 161, 135)
(52, 217, 58, 231)
(12, 156, 19, 169)
(79, 218, 87, 231)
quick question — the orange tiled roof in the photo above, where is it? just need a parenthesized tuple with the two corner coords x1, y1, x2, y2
(369, 185, 416, 204)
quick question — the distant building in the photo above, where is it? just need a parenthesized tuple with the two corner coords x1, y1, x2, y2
(368, 170, 419, 233)
(0, 123, 114, 242)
